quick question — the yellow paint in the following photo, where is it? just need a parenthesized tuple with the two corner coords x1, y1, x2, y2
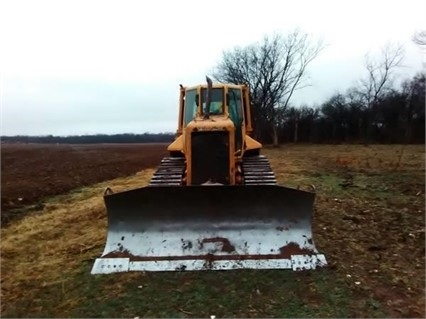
(167, 82, 262, 185)
(167, 135, 183, 153)
(245, 135, 262, 151)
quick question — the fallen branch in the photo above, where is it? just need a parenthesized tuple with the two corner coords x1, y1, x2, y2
(176, 307, 193, 315)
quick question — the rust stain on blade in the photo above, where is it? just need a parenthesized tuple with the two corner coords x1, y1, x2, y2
(103, 250, 290, 261)
(103, 242, 316, 262)
(103, 249, 134, 258)
(204, 253, 215, 269)
(279, 242, 315, 258)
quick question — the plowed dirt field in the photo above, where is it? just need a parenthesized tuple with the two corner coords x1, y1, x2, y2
(1, 143, 167, 224)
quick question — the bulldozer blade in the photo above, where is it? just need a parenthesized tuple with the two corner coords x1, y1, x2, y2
(91, 185, 327, 274)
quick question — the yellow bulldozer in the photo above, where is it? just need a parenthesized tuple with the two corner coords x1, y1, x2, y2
(91, 77, 327, 274)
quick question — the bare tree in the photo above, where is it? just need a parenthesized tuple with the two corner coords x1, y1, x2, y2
(412, 30, 426, 46)
(358, 43, 404, 142)
(213, 30, 324, 146)
(412, 31, 426, 69)
(400, 72, 426, 143)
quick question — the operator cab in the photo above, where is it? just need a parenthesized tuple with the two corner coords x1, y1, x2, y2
(183, 85, 245, 153)
(184, 86, 243, 126)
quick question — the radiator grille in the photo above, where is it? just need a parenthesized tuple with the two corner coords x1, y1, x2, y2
(191, 131, 230, 185)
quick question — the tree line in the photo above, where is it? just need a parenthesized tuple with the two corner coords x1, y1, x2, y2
(214, 30, 425, 145)
(270, 72, 424, 144)
(1, 133, 175, 144)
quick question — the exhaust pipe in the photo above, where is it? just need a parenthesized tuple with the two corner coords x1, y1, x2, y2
(203, 76, 213, 119)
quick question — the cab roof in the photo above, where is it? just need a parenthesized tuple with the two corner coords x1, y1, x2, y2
(184, 83, 246, 91)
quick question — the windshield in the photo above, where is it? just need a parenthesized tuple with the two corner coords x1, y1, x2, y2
(201, 88, 224, 115)
(228, 88, 243, 150)
(184, 89, 197, 125)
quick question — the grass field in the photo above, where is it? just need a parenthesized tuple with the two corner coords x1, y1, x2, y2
(1, 144, 424, 318)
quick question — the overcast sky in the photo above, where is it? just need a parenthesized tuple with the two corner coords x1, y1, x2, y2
(1, 0, 425, 136)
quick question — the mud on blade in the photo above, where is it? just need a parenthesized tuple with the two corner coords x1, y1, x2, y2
(91, 185, 327, 274)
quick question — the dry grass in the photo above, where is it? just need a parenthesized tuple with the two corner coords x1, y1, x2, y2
(267, 144, 425, 317)
(1, 169, 155, 314)
(1, 144, 424, 318)
(268, 144, 424, 189)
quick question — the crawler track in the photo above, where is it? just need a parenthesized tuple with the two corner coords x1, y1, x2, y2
(149, 154, 277, 186)
(242, 155, 277, 185)
(148, 157, 185, 186)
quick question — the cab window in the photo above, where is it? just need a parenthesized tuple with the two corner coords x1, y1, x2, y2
(228, 88, 244, 150)
(201, 88, 224, 115)
(228, 89, 243, 126)
(184, 89, 197, 125)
